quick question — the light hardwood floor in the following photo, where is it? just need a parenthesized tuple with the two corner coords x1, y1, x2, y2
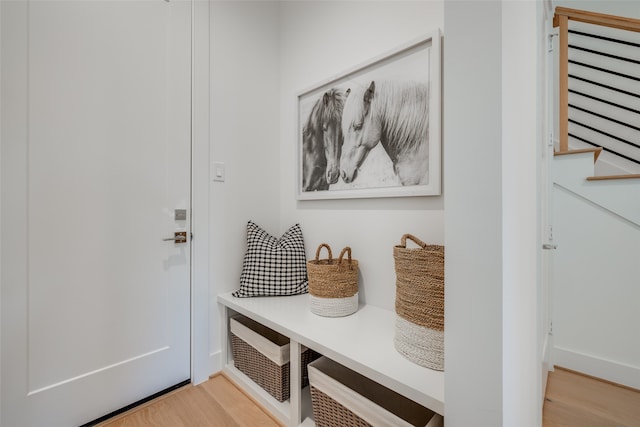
(95, 367, 640, 426)
(543, 367, 640, 427)
(95, 374, 283, 427)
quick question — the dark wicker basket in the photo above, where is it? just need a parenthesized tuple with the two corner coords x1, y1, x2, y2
(309, 357, 437, 427)
(230, 316, 321, 402)
(310, 386, 373, 427)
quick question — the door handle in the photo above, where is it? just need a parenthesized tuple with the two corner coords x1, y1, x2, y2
(542, 243, 557, 250)
(163, 231, 187, 243)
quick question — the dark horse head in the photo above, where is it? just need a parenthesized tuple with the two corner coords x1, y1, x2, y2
(302, 88, 346, 192)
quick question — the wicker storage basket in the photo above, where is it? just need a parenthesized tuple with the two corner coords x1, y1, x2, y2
(308, 357, 443, 427)
(393, 234, 445, 371)
(307, 244, 359, 317)
(230, 315, 320, 402)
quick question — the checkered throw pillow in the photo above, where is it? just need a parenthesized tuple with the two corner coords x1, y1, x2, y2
(233, 221, 308, 298)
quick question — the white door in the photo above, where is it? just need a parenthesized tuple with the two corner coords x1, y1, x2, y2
(1, 1, 192, 426)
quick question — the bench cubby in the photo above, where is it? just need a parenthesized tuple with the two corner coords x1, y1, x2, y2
(218, 292, 444, 427)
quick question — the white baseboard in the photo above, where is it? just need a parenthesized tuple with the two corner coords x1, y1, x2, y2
(209, 350, 222, 376)
(553, 346, 640, 390)
(541, 334, 551, 400)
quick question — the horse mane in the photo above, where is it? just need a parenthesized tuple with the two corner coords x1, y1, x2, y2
(302, 88, 346, 191)
(319, 88, 346, 127)
(303, 103, 322, 151)
(371, 81, 428, 157)
(303, 88, 345, 149)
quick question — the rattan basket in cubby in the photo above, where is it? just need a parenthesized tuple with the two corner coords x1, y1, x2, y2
(230, 315, 320, 402)
(308, 356, 442, 427)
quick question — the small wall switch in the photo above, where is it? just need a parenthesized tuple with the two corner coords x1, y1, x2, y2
(213, 162, 225, 182)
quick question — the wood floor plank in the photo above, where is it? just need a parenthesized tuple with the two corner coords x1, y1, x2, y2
(96, 375, 278, 427)
(201, 374, 283, 427)
(543, 367, 640, 427)
(96, 365, 640, 427)
(543, 398, 629, 427)
(159, 384, 239, 427)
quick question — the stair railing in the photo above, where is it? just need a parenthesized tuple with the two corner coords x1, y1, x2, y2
(553, 7, 640, 164)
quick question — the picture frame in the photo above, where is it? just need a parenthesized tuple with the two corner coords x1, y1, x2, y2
(296, 29, 441, 200)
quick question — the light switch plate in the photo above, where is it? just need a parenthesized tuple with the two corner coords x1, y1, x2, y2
(213, 162, 225, 182)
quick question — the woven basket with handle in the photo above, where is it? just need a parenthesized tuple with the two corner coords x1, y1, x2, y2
(307, 244, 358, 317)
(393, 234, 444, 371)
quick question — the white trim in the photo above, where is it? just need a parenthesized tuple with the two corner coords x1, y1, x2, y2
(209, 350, 222, 375)
(560, 137, 640, 176)
(0, 0, 3, 422)
(27, 347, 169, 396)
(541, 333, 552, 398)
(190, 0, 211, 385)
(553, 346, 640, 390)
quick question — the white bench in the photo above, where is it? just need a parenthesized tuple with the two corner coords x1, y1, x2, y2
(218, 292, 444, 427)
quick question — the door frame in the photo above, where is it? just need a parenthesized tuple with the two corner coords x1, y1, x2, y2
(190, 0, 212, 386)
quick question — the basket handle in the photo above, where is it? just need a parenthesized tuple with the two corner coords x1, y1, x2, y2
(315, 243, 333, 261)
(337, 247, 352, 264)
(400, 234, 427, 249)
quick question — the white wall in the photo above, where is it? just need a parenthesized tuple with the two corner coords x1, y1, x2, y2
(445, 1, 541, 426)
(209, 1, 281, 369)
(207, 0, 445, 374)
(553, 185, 640, 389)
(502, 2, 542, 425)
(192, 0, 212, 385)
(552, 151, 640, 389)
(443, 2, 504, 425)
(278, 0, 444, 312)
(210, 2, 543, 425)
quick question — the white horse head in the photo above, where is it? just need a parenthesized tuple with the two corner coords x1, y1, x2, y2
(340, 80, 429, 186)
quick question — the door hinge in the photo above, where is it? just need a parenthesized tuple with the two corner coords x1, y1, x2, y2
(548, 32, 557, 53)
(549, 320, 553, 335)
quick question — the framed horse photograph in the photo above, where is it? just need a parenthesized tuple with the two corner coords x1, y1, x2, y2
(296, 30, 441, 200)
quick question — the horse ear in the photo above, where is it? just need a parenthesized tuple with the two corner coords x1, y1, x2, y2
(364, 80, 376, 102)
(364, 81, 375, 104)
(323, 92, 330, 106)
(363, 81, 375, 115)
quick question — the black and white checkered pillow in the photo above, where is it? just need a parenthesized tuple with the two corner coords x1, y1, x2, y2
(233, 221, 308, 298)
